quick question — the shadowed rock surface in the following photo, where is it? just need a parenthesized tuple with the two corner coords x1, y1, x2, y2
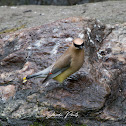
(0, 17, 126, 126)
(0, 0, 124, 6)
(0, 0, 83, 6)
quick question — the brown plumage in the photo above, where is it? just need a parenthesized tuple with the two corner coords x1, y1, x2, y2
(23, 38, 85, 83)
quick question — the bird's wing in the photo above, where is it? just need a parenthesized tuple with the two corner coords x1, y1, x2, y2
(42, 54, 71, 83)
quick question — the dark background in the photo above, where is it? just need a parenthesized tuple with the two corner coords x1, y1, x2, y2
(0, 0, 124, 6)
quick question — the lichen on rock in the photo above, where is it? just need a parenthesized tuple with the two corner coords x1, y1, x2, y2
(0, 17, 126, 126)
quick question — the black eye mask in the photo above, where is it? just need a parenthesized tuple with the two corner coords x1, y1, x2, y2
(73, 42, 84, 48)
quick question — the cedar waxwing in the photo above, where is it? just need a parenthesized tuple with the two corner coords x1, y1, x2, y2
(23, 38, 84, 83)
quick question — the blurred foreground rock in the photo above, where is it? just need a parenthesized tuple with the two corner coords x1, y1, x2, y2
(0, 1, 126, 33)
(0, 17, 126, 126)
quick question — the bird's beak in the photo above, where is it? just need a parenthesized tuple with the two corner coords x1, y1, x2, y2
(79, 45, 83, 49)
(23, 77, 27, 83)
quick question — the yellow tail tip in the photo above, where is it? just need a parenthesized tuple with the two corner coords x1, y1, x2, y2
(23, 77, 27, 83)
(23, 77, 26, 80)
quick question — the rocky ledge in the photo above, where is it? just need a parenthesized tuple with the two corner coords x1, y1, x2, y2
(0, 16, 126, 126)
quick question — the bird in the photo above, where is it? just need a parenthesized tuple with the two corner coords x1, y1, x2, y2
(23, 38, 84, 84)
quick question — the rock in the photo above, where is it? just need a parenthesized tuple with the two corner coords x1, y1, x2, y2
(0, 17, 126, 126)
(0, 85, 15, 102)
(42, 0, 82, 5)
(95, 23, 126, 122)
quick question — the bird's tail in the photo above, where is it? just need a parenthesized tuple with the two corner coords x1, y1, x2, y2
(23, 65, 53, 83)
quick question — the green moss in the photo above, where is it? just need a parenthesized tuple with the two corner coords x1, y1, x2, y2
(65, 123, 72, 126)
(30, 119, 88, 126)
(65, 122, 87, 126)
(30, 122, 46, 126)
(30, 122, 88, 126)
(0, 25, 26, 34)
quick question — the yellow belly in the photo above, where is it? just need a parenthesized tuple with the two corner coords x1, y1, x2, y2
(53, 68, 73, 83)
(53, 48, 84, 83)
